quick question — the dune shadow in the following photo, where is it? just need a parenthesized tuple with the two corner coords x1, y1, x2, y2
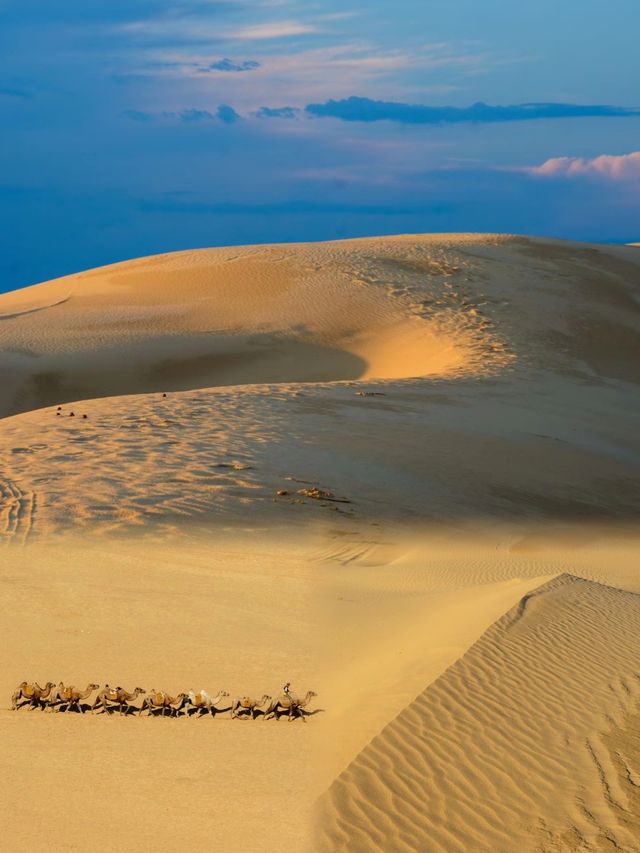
(4, 336, 369, 419)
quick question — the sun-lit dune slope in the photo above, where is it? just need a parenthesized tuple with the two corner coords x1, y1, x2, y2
(0, 234, 503, 418)
(0, 234, 638, 538)
(317, 573, 640, 852)
(1, 233, 638, 419)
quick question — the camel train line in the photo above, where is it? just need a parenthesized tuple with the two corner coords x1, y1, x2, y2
(10, 682, 318, 721)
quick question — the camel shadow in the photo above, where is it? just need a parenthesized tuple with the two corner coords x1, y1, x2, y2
(53, 701, 94, 714)
(92, 703, 142, 716)
(13, 699, 47, 711)
(144, 707, 185, 718)
(270, 707, 325, 721)
(185, 704, 233, 718)
(232, 708, 270, 721)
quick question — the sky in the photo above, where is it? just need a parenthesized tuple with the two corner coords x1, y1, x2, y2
(1, 0, 640, 293)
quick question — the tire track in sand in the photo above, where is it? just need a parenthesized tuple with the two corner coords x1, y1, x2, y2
(0, 477, 36, 544)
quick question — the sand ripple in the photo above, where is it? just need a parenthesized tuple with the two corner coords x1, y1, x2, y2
(317, 574, 640, 851)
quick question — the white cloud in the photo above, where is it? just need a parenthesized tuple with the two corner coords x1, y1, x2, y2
(230, 20, 318, 40)
(530, 151, 640, 180)
(136, 40, 483, 113)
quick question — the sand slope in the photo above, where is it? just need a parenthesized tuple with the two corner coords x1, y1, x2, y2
(318, 573, 640, 851)
(0, 235, 509, 419)
(0, 371, 637, 540)
(1, 234, 639, 420)
(3, 532, 639, 852)
(0, 234, 637, 540)
(1, 234, 640, 851)
(0, 537, 320, 850)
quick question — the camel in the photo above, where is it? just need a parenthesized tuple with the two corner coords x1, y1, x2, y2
(11, 681, 55, 710)
(45, 682, 67, 711)
(264, 690, 317, 722)
(230, 694, 272, 720)
(141, 690, 187, 717)
(183, 689, 230, 717)
(50, 683, 99, 713)
(92, 685, 146, 715)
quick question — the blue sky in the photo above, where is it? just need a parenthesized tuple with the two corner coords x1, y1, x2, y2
(1, 0, 639, 292)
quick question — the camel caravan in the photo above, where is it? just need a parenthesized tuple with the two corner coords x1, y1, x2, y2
(10, 681, 318, 721)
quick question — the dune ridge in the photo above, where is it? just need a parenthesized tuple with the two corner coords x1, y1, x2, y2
(317, 573, 640, 852)
(0, 235, 515, 419)
(2, 233, 638, 420)
(1, 233, 639, 851)
(0, 234, 637, 539)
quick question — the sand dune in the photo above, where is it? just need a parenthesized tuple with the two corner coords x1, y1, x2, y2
(1, 234, 639, 851)
(318, 573, 640, 851)
(3, 531, 639, 852)
(0, 370, 637, 540)
(0, 236, 638, 539)
(0, 235, 507, 419)
(1, 234, 638, 420)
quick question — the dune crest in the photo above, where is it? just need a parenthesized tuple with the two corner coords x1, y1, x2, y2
(0, 236, 514, 418)
(317, 573, 640, 851)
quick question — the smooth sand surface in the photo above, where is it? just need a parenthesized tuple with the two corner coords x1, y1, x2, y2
(1, 234, 640, 850)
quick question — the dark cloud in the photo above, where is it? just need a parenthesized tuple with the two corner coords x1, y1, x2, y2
(122, 109, 154, 123)
(122, 106, 240, 123)
(256, 106, 299, 119)
(172, 108, 216, 122)
(217, 104, 241, 124)
(305, 96, 640, 125)
(202, 59, 260, 73)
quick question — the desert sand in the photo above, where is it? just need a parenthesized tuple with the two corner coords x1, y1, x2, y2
(1, 234, 639, 851)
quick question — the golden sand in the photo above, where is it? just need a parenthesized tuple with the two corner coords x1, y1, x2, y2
(1, 234, 639, 851)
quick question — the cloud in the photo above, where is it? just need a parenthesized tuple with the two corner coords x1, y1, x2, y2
(304, 96, 640, 125)
(230, 20, 318, 40)
(122, 105, 241, 123)
(217, 104, 241, 123)
(202, 58, 260, 72)
(171, 108, 216, 122)
(529, 151, 640, 180)
(256, 106, 299, 119)
(122, 109, 155, 122)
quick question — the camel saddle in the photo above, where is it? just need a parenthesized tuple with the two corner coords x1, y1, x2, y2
(23, 684, 36, 698)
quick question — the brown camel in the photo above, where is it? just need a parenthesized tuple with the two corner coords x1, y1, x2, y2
(92, 685, 146, 715)
(11, 681, 55, 710)
(50, 683, 99, 713)
(183, 689, 230, 716)
(45, 682, 67, 711)
(141, 690, 187, 717)
(264, 690, 317, 722)
(230, 694, 271, 720)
